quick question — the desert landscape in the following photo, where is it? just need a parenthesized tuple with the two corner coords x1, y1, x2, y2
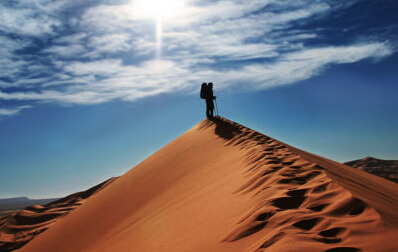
(0, 198, 59, 218)
(1, 0, 397, 251)
(0, 178, 117, 252)
(1, 117, 396, 252)
(345, 157, 398, 184)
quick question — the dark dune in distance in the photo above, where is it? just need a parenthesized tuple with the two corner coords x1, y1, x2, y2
(0, 177, 118, 252)
(0, 198, 60, 217)
(345, 157, 398, 183)
(16, 117, 398, 252)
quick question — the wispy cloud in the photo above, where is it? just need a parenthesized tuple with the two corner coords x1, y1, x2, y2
(221, 42, 393, 89)
(0, 0, 396, 115)
(0, 0, 63, 36)
(0, 105, 32, 116)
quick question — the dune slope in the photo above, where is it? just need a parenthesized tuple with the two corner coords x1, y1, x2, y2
(18, 117, 398, 252)
(0, 177, 117, 252)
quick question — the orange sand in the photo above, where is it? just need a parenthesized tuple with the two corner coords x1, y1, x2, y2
(16, 117, 398, 252)
(0, 177, 117, 252)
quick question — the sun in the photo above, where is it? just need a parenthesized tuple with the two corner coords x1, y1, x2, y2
(134, 0, 184, 58)
(135, 0, 184, 19)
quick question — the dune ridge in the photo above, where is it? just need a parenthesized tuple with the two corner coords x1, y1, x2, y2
(18, 117, 398, 252)
(0, 198, 62, 218)
(0, 177, 117, 252)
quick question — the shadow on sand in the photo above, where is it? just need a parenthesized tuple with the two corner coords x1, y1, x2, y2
(198, 116, 243, 142)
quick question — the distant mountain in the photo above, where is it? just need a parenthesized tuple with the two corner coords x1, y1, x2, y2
(0, 197, 30, 205)
(344, 157, 398, 183)
(0, 197, 60, 212)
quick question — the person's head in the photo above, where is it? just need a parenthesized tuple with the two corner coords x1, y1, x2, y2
(208, 82, 213, 88)
(202, 82, 207, 85)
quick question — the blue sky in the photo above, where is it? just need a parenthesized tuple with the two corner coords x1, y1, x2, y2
(0, 0, 397, 198)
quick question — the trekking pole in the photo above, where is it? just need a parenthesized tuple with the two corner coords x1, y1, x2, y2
(215, 99, 219, 116)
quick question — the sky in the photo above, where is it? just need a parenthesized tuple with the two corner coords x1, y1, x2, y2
(0, 0, 397, 199)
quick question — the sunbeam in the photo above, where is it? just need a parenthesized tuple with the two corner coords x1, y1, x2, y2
(135, 0, 184, 58)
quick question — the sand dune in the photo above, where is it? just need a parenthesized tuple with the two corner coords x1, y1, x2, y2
(345, 157, 398, 183)
(0, 198, 61, 217)
(0, 177, 117, 252)
(17, 117, 398, 252)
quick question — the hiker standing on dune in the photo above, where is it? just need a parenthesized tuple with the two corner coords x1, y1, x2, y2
(200, 82, 216, 119)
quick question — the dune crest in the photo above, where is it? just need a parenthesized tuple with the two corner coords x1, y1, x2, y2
(17, 117, 398, 252)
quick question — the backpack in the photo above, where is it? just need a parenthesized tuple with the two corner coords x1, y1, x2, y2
(200, 83, 208, 99)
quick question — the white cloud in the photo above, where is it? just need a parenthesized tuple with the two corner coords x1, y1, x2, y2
(0, 42, 391, 106)
(79, 3, 142, 33)
(0, 36, 31, 82)
(0, 35, 29, 55)
(0, 58, 26, 78)
(0, 90, 112, 105)
(88, 34, 132, 54)
(53, 33, 88, 44)
(0, 0, 395, 115)
(218, 42, 393, 89)
(44, 44, 87, 58)
(0, 105, 32, 116)
(0, 2, 62, 36)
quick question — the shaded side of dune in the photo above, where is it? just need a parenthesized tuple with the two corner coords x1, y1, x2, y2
(0, 177, 118, 252)
(345, 157, 398, 183)
(200, 117, 398, 252)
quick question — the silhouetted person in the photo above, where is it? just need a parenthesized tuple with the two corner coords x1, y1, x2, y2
(205, 82, 216, 119)
(200, 82, 217, 119)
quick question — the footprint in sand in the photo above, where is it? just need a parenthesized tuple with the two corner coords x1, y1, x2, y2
(272, 196, 306, 210)
(313, 182, 331, 193)
(256, 212, 274, 221)
(286, 188, 308, 197)
(259, 232, 285, 249)
(324, 247, 361, 252)
(308, 203, 329, 212)
(293, 218, 322, 231)
(278, 171, 321, 185)
(315, 227, 347, 244)
(349, 201, 366, 216)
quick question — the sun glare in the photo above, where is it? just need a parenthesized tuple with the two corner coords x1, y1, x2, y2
(135, 0, 184, 59)
(135, 0, 184, 19)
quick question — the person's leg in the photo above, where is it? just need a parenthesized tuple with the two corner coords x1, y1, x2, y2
(209, 100, 214, 118)
(206, 100, 210, 118)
